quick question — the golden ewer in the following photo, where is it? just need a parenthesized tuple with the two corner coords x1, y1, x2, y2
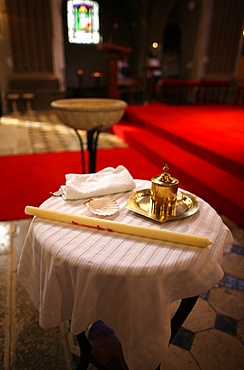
(150, 164, 179, 222)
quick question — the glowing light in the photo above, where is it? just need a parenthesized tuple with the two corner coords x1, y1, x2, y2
(152, 42, 158, 49)
(77, 69, 83, 75)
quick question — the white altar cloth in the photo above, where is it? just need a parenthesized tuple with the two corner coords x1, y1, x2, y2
(18, 180, 232, 370)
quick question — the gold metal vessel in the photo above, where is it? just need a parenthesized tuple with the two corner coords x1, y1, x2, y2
(150, 165, 179, 221)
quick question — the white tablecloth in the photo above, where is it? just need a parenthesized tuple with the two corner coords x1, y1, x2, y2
(17, 180, 233, 370)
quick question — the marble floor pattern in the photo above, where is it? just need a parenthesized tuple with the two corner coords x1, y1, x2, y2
(0, 111, 243, 370)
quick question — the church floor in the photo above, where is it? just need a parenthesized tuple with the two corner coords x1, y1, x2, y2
(0, 111, 243, 370)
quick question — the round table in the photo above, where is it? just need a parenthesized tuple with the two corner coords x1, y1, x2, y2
(17, 180, 232, 370)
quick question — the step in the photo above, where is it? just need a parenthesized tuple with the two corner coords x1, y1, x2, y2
(113, 124, 244, 227)
(124, 105, 244, 180)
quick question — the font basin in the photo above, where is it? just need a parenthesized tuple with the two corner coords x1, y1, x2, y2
(51, 98, 127, 131)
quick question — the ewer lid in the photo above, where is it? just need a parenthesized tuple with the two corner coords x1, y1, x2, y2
(151, 164, 179, 187)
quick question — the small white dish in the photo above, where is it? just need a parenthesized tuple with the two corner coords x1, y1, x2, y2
(84, 197, 119, 216)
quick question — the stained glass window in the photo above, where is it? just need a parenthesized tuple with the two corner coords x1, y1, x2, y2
(67, 0, 100, 44)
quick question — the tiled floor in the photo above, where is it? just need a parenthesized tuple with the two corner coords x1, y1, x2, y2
(0, 110, 127, 156)
(0, 111, 243, 369)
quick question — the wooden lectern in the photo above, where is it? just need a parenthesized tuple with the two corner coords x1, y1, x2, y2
(97, 43, 132, 99)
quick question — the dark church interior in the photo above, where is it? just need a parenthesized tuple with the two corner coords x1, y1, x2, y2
(0, 1, 243, 369)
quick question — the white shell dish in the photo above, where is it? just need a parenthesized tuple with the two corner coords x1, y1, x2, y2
(84, 197, 119, 216)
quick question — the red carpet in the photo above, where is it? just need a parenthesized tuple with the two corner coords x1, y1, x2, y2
(123, 103, 244, 178)
(113, 103, 244, 227)
(0, 148, 160, 221)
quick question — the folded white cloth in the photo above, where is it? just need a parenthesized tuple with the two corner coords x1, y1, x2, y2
(61, 166, 136, 200)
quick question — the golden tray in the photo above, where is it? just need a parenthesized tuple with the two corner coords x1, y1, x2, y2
(126, 189, 199, 223)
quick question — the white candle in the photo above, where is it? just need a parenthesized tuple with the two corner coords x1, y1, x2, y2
(25, 206, 211, 248)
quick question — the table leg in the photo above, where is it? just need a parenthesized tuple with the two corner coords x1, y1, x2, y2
(76, 331, 92, 370)
(154, 295, 199, 370)
(170, 295, 198, 343)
